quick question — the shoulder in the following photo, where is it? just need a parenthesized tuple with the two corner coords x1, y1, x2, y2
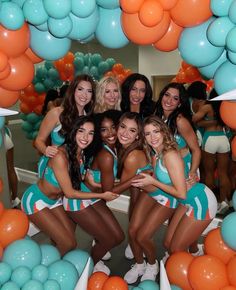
(51, 148, 68, 166)
(97, 149, 114, 163)
(125, 149, 147, 165)
(163, 149, 181, 165)
(176, 114, 191, 128)
(44, 106, 62, 121)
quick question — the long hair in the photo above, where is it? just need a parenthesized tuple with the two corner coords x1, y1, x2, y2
(143, 116, 177, 162)
(155, 82, 192, 134)
(94, 76, 121, 113)
(121, 73, 154, 117)
(60, 74, 96, 137)
(187, 81, 207, 100)
(65, 115, 95, 190)
(208, 89, 225, 126)
(117, 112, 144, 178)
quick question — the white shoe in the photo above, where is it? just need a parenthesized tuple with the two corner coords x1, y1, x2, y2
(124, 262, 146, 284)
(92, 240, 111, 261)
(140, 260, 159, 282)
(93, 260, 110, 275)
(125, 244, 134, 260)
(191, 244, 204, 257)
(162, 251, 170, 264)
(12, 197, 21, 208)
(217, 201, 229, 214)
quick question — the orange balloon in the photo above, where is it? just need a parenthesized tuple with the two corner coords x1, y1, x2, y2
(23, 83, 36, 97)
(166, 251, 193, 290)
(0, 63, 11, 80)
(182, 61, 191, 70)
(120, 0, 145, 13)
(87, 272, 109, 290)
(38, 92, 46, 105)
(124, 68, 132, 77)
(112, 63, 124, 74)
(154, 19, 183, 51)
(185, 66, 201, 82)
(122, 11, 170, 45)
(176, 70, 187, 83)
(159, 0, 178, 10)
(0, 201, 4, 217)
(139, 0, 164, 27)
(34, 104, 43, 115)
(231, 136, 236, 159)
(227, 256, 236, 287)
(0, 209, 29, 248)
(0, 87, 20, 108)
(25, 47, 43, 64)
(0, 22, 30, 57)
(64, 63, 74, 78)
(0, 51, 8, 72)
(0, 243, 3, 260)
(0, 55, 34, 91)
(102, 276, 128, 290)
(54, 58, 65, 72)
(64, 51, 74, 64)
(188, 255, 229, 290)
(221, 286, 236, 290)
(220, 101, 236, 130)
(170, 0, 212, 28)
(204, 228, 236, 264)
(20, 102, 32, 114)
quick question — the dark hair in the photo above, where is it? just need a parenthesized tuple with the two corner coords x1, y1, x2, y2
(59, 84, 69, 98)
(65, 115, 95, 190)
(187, 81, 207, 100)
(121, 73, 154, 117)
(60, 74, 96, 137)
(208, 89, 225, 126)
(117, 112, 144, 178)
(41, 89, 59, 115)
(155, 82, 192, 134)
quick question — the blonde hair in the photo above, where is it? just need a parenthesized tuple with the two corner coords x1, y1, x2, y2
(94, 76, 121, 113)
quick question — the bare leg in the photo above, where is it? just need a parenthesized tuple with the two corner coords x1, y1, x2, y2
(201, 151, 216, 192)
(6, 148, 18, 201)
(128, 186, 141, 220)
(217, 152, 231, 202)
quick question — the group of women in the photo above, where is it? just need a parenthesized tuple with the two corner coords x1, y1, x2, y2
(21, 73, 220, 283)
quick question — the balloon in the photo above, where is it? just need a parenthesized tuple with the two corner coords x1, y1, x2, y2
(221, 212, 236, 250)
(40, 245, 60, 267)
(232, 189, 236, 210)
(221, 286, 236, 290)
(87, 272, 109, 290)
(64, 51, 74, 63)
(139, 0, 164, 27)
(170, 285, 182, 290)
(96, 0, 119, 9)
(43, 0, 71, 19)
(12, 0, 27, 8)
(43, 280, 61, 290)
(228, 50, 236, 65)
(0, 201, 4, 215)
(21, 280, 43, 290)
(3, 239, 41, 270)
(120, 0, 144, 13)
(166, 252, 193, 290)
(71, 0, 96, 18)
(32, 265, 48, 283)
(0, 55, 34, 90)
(226, 27, 236, 52)
(25, 47, 43, 64)
(154, 20, 183, 52)
(207, 16, 234, 47)
(0, 262, 12, 285)
(122, 11, 170, 45)
(0, 2, 24, 30)
(159, 0, 178, 10)
(185, 66, 201, 82)
(48, 16, 73, 38)
(96, 7, 129, 49)
(214, 61, 236, 95)
(229, 0, 236, 24)
(22, 0, 48, 26)
(91, 53, 102, 66)
(0, 64, 11, 80)
(219, 101, 236, 129)
(170, 0, 212, 27)
(227, 256, 236, 287)
(0, 51, 8, 72)
(188, 255, 229, 290)
(138, 280, 160, 289)
(179, 18, 224, 67)
(0, 22, 30, 57)
(204, 228, 236, 264)
(0, 87, 20, 108)
(11, 266, 32, 288)
(112, 63, 124, 74)
(211, 0, 234, 17)
(1, 281, 20, 290)
(29, 25, 71, 60)
(102, 276, 128, 290)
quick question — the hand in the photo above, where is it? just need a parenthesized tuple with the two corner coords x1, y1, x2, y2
(45, 146, 58, 157)
(85, 170, 101, 188)
(102, 191, 119, 201)
(131, 173, 155, 188)
(187, 172, 199, 184)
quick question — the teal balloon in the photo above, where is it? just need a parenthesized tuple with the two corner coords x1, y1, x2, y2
(48, 68, 59, 80)
(32, 130, 39, 139)
(211, 0, 234, 17)
(40, 244, 60, 267)
(68, 7, 99, 41)
(229, 0, 236, 24)
(44, 61, 54, 70)
(132, 287, 142, 290)
(43, 0, 71, 19)
(43, 280, 61, 290)
(19, 113, 27, 120)
(96, 7, 129, 49)
(74, 56, 85, 71)
(228, 50, 236, 64)
(138, 280, 160, 290)
(43, 78, 54, 90)
(0, 262, 12, 285)
(35, 21, 48, 31)
(32, 265, 48, 283)
(91, 53, 102, 66)
(29, 25, 71, 61)
(128, 286, 134, 290)
(63, 249, 94, 276)
(90, 66, 99, 79)
(23, 0, 48, 26)
(12, 0, 26, 8)
(207, 16, 234, 47)
(232, 190, 236, 210)
(71, 0, 96, 18)
(2, 239, 42, 270)
(0, 116, 5, 129)
(171, 285, 182, 290)
(1, 282, 20, 290)
(22, 280, 43, 290)
(226, 26, 236, 52)
(82, 66, 90, 75)
(221, 212, 236, 250)
(36, 66, 47, 79)
(96, 0, 119, 9)
(48, 260, 78, 290)
(22, 121, 33, 132)
(35, 82, 46, 93)
(179, 18, 224, 67)
(26, 131, 34, 139)
(105, 58, 116, 69)
(48, 16, 73, 38)
(214, 60, 236, 94)
(98, 61, 109, 74)
(26, 113, 40, 123)
(198, 50, 227, 79)
(11, 266, 31, 288)
(0, 2, 24, 30)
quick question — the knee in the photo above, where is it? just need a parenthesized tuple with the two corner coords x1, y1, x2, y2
(136, 230, 149, 247)
(62, 237, 77, 253)
(111, 230, 125, 246)
(169, 243, 183, 254)
(163, 239, 170, 250)
(128, 224, 139, 240)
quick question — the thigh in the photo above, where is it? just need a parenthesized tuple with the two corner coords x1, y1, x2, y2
(216, 152, 231, 174)
(202, 151, 216, 172)
(51, 206, 76, 236)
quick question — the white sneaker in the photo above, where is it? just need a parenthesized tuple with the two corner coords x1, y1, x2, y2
(12, 197, 21, 208)
(140, 260, 159, 282)
(217, 201, 229, 214)
(191, 244, 204, 257)
(162, 251, 170, 264)
(93, 260, 110, 275)
(92, 240, 111, 261)
(125, 244, 134, 260)
(124, 262, 146, 284)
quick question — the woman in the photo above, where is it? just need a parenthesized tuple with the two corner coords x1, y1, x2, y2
(21, 116, 118, 271)
(126, 116, 217, 284)
(94, 76, 121, 113)
(121, 73, 155, 118)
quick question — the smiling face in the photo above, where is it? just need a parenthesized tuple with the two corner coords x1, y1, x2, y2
(117, 117, 139, 148)
(129, 80, 146, 106)
(100, 117, 117, 147)
(74, 80, 93, 112)
(144, 123, 164, 153)
(161, 87, 180, 115)
(76, 122, 94, 150)
(103, 82, 120, 108)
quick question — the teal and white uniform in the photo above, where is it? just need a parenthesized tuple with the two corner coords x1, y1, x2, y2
(202, 130, 230, 154)
(3, 126, 14, 150)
